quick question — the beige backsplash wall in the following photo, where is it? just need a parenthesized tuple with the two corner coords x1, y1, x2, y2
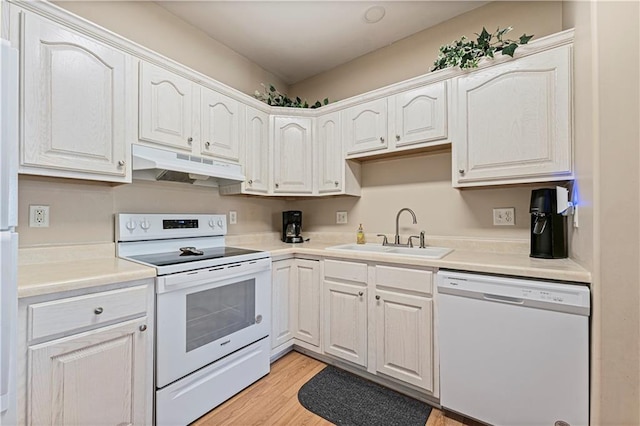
(290, 1, 562, 102)
(293, 151, 545, 241)
(52, 1, 288, 95)
(17, 176, 287, 247)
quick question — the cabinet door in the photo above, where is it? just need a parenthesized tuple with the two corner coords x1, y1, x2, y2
(292, 259, 321, 346)
(375, 289, 433, 391)
(244, 107, 270, 194)
(139, 61, 195, 151)
(201, 87, 240, 162)
(21, 13, 129, 182)
(273, 117, 313, 194)
(343, 98, 387, 155)
(28, 317, 150, 425)
(453, 46, 572, 186)
(392, 82, 447, 148)
(323, 280, 367, 367)
(271, 259, 295, 349)
(316, 112, 343, 194)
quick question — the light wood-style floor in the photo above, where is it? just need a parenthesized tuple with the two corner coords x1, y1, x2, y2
(192, 351, 472, 426)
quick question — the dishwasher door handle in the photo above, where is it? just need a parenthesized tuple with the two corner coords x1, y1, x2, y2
(483, 293, 525, 305)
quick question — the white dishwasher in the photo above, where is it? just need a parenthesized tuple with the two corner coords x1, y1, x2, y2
(437, 271, 590, 426)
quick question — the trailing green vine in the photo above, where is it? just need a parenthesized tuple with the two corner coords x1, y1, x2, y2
(253, 83, 329, 109)
(431, 27, 533, 71)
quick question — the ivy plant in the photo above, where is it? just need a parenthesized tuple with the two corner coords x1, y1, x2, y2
(254, 83, 329, 109)
(431, 27, 534, 71)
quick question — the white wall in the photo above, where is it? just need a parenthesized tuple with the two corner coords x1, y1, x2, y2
(52, 1, 288, 95)
(290, 1, 562, 102)
(17, 176, 287, 247)
(289, 2, 564, 242)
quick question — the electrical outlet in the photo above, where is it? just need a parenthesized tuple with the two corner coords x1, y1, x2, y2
(229, 211, 237, 225)
(336, 211, 348, 224)
(493, 207, 515, 226)
(29, 205, 50, 228)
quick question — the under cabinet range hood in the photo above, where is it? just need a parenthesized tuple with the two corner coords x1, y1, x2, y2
(131, 144, 245, 187)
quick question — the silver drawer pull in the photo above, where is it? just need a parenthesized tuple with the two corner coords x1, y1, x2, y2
(94, 307, 104, 315)
(139, 324, 147, 332)
(375, 295, 381, 300)
(358, 291, 364, 296)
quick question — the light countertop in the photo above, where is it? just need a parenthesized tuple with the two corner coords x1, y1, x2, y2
(18, 237, 590, 299)
(18, 243, 156, 298)
(228, 240, 591, 284)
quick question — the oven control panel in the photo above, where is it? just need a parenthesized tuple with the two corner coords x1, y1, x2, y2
(117, 213, 227, 241)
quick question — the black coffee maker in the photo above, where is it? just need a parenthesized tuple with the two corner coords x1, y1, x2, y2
(282, 211, 304, 243)
(529, 188, 568, 259)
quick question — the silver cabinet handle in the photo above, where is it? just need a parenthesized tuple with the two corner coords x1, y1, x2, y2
(458, 169, 465, 174)
(396, 135, 400, 141)
(275, 183, 279, 188)
(380, 137, 385, 143)
(139, 324, 147, 332)
(187, 137, 193, 144)
(375, 295, 381, 300)
(334, 181, 339, 187)
(118, 160, 125, 167)
(205, 141, 211, 148)
(248, 180, 253, 185)
(94, 307, 103, 315)
(358, 291, 364, 296)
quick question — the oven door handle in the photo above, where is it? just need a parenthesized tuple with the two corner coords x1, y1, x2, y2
(158, 258, 271, 293)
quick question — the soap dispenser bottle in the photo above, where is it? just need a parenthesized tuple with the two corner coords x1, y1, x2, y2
(356, 224, 365, 244)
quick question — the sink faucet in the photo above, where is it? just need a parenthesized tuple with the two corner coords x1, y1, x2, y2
(395, 208, 417, 245)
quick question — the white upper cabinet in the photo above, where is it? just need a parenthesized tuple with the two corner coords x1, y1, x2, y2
(342, 82, 449, 158)
(452, 45, 573, 187)
(342, 98, 388, 155)
(200, 88, 241, 162)
(316, 112, 343, 194)
(272, 116, 313, 194)
(20, 12, 132, 182)
(390, 82, 447, 149)
(243, 106, 270, 194)
(140, 61, 242, 164)
(139, 61, 196, 152)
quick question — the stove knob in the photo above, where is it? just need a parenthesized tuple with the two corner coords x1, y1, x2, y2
(208, 219, 216, 229)
(217, 219, 224, 228)
(140, 219, 151, 231)
(125, 220, 137, 231)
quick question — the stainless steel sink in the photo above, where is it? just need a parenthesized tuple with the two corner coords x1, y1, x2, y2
(326, 243, 453, 259)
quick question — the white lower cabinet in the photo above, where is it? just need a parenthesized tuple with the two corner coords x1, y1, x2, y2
(374, 265, 434, 392)
(322, 259, 368, 367)
(28, 317, 149, 425)
(320, 259, 437, 395)
(18, 280, 154, 426)
(271, 258, 321, 354)
(323, 280, 368, 367)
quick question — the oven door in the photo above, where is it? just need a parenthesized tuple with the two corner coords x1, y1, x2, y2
(156, 258, 271, 388)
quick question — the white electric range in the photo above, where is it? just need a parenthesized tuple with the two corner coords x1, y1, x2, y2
(116, 213, 271, 426)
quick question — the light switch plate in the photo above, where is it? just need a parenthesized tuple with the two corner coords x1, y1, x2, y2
(336, 211, 348, 224)
(229, 211, 237, 225)
(493, 207, 515, 226)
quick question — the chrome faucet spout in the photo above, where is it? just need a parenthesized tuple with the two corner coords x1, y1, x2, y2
(395, 208, 417, 244)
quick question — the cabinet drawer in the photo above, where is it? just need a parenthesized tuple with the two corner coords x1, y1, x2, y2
(323, 259, 367, 283)
(28, 285, 148, 341)
(374, 265, 433, 295)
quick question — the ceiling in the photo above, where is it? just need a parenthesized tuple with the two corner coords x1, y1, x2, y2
(155, 1, 487, 85)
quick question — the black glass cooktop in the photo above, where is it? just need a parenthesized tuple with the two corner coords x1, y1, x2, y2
(128, 246, 263, 267)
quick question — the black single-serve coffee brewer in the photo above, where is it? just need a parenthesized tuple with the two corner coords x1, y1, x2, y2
(282, 210, 304, 243)
(529, 188, 570, 259)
